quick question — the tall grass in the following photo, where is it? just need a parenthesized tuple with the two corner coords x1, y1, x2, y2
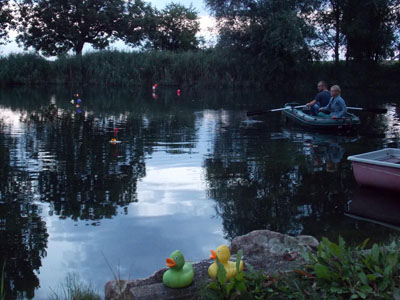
(48, 273, 101, 300)
(0, 50, 399, 88)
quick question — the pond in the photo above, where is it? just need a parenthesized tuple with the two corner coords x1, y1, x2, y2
(0, 85, 399, 299)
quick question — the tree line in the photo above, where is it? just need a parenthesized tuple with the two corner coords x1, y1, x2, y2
(0, 0, 200, 56)
(0, 0, 399, 88)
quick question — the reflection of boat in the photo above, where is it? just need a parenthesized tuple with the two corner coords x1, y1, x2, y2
(345, 187, 400, 229)
(278, 129, 359, 145)
(272, 129, 359, 172)
(348, 148, 400, 191)
(282, 103, 360, 130)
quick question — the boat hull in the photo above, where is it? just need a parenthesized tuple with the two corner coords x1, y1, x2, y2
(348, 148, 400, 191)
(282, 105, 360, 130)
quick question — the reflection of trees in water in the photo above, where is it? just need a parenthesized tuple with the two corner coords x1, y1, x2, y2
(0, 97, 198, 298)
(19, 108, 147, 220)
(204, 118, 358, 241)
(0, 140, 48, 300)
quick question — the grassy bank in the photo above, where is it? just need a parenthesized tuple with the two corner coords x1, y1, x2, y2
(0, 50, 399, 89)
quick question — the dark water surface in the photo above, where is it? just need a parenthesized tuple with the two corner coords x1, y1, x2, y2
(0, 86, 399, 299)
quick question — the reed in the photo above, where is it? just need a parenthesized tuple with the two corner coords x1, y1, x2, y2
(0, 50, 399, 88)
(48, 272, 101, 300)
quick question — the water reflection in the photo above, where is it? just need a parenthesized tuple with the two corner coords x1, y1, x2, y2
(274, 129, 359, 172)
(204, 119, 392, 242)
(346, 187, 400, 230)
(0, 132, 48, 299)
(0, 86, 398, 299)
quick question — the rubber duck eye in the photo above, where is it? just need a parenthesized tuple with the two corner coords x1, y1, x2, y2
(175, 256, 178, 261)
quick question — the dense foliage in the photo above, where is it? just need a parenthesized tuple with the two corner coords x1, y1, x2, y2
(0, 0, 13, 44)
(3, 0, 397, 61)
(341, 0, 399, 62)
(203, 237, 400, 300)
(16, 0, 128, 56)
(0, 51, 399, 89)
(205, 0, 320, 81)
(0, 0, 398, 87)
(15, 0, 202, 56)
(146, 3, 201, 51)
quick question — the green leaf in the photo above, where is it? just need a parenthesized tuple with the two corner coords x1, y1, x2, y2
(203, 288, 221, 300)
(356, 291, 367, 299)
(358, 272, 368, 285)
(378, 278, 389, 291)
(206, 281, 220, 290)
(366, 274, 376, 281)
(236, 249, 243, 273)
(386, 252, 398, 269)
(235, 280, 247, 292)
(246, 263, 254, 273)
(226, 280, 234, 294)
(360, 285, 373, 294)
(216, 258, 227, 286)
(330, 286, 347, 294)
(314, 264, 330, 280)
(359, 238, 370, 251)
(371, 244, 380, 262)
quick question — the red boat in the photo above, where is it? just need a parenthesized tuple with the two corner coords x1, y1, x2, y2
(347, 148, 400, 191)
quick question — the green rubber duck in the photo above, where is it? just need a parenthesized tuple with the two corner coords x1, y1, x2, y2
(162, 250, 194, 288)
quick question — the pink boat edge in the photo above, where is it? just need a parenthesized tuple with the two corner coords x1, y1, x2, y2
(347, 148, 400, 192)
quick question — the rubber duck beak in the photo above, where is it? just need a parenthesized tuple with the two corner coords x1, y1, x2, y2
(166, 257, 176, 268)
(210, 249, 217, 260)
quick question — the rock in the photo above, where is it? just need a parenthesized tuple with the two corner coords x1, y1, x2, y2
(230, 229, 319, 274)
(105, 230, 319, 300)
(105, 260, 211, 300)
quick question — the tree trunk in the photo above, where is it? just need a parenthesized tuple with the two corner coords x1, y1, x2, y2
(74, 42, 84, 56)
(332, 0, 340, 63)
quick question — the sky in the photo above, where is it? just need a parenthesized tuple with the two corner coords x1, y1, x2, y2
(0, 0, 217, 56)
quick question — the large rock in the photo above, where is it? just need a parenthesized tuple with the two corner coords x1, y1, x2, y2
(230, 229, 319, 274)
(105, 260, 211, 300)
(105, 230, 319, 300)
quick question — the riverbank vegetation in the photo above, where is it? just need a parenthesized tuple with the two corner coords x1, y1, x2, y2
(205, 236, 400, 300)
(0, 51, 399, 89)
(0, 0, 399, 89)
(48, 273, 101, 300)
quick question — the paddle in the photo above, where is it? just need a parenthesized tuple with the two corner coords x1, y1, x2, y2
(347, 107, 387, 114)
(247, 105, 307, 117)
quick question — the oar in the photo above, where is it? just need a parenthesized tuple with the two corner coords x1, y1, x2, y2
(247, 105, 307, 117)
(347, 107, 387, 114)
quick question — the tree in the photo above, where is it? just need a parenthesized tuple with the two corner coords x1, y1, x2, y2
(146, 3, 201, 51)
(205, 0, 320, 81)
(341, 0, 399, 62)
(16, 0, 128, 56)
(314, 0, 345, 62)
(117, 0, 155, 47)
(0, 0, 13, 44)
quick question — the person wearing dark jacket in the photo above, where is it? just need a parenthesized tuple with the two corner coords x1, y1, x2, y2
(307, 81, 331, 115)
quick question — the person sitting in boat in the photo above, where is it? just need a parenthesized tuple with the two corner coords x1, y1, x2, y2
(306, 81, 331, 115)
(319, 85, 347, 119)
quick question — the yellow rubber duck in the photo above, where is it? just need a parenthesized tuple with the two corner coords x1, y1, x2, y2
(208, 245, 243, 280)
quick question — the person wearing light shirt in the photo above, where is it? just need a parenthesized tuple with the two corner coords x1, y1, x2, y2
(319, 85, 347, 119)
